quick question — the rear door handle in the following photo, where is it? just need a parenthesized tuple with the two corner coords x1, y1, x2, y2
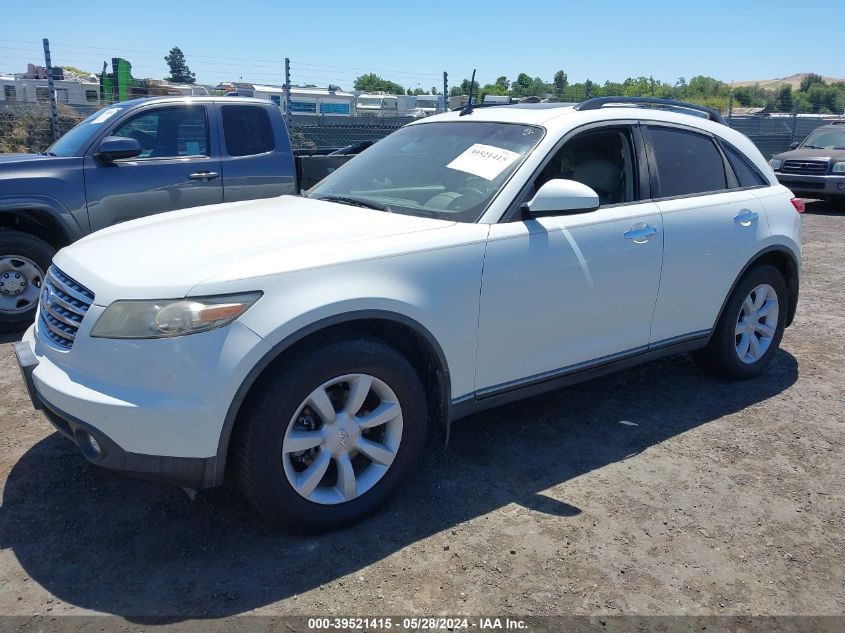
(734, 209, 758, 226)
(623, 225, 659, 243)
(188, 171, 220, 181)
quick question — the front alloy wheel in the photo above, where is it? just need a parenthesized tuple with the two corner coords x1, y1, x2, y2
(233, 336, 427, 529)
(282, 374, 403, 505)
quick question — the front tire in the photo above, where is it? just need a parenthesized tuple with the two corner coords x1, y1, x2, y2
(0, 230, 55, 333)
(694, 264, 788, 379)
(232, 336, 427, 530)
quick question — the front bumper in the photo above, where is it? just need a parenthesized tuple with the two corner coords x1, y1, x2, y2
(775, 172, 845, 197)
(14, 317, 270, 489)
(14, 339, 217, 489)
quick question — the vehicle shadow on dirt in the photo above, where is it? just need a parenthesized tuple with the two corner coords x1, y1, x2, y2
(0, 350, 798, 619)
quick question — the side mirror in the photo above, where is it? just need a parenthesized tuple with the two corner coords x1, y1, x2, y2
(523, 179, 600, 217)
(95, 136, 142, 163)
(790, 141, 800, 150)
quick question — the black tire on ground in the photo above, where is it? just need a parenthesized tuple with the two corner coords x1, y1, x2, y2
(231, 336, 428, 530)
(0, 230, 55, 333)
(693, 264, 788, 380)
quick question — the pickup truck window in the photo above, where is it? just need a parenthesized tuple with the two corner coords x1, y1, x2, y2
(113, 106, 209, 158)
(309, 121, 543, 222)
(221, 105, 275, 157)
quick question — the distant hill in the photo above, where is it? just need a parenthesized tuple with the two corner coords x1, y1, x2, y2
(731, 73, 844, 89)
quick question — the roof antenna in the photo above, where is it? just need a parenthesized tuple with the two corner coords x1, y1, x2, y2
(459, 69, 477, 116)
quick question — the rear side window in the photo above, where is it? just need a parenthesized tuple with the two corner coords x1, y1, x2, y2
(722, 143, 767, 188)
(649, 127, 727, 197)
(222, 106, 275, 157)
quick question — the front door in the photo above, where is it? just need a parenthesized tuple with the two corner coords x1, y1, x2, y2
(84, 104, 222, 231)
(475, 125, 664, 395)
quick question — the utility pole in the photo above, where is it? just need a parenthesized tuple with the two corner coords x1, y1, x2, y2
(727, 88, 734, 124)
(283, 58, 291, 121)
(42, 38, 60, 142)
(443, 71, 448, 112)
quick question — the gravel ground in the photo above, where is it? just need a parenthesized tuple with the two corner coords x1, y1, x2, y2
(0, 203, 842, 622)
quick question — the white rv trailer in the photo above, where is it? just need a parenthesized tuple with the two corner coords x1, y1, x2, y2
(412, 94, 445, 115)
(234, 83, 356, 116)
(356, 93, 413, 118)
(0, 77, 101, 106)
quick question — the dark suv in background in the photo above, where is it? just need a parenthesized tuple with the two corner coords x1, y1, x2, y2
(769, 122, 845, 201)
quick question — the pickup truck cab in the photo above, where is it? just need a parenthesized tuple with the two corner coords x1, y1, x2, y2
(0, 96, 350, 331)
(15, 98, 802, 530)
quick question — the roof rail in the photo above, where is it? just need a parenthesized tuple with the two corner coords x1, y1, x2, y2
(574, 97, 726, 124)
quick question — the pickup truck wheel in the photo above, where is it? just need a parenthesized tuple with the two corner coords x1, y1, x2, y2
(693, 264, 788, 380)
(233, 337, 427, 530)
(0, 231, 54, 333)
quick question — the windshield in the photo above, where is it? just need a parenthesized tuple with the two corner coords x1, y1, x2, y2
(47, 106, 124, 156)
(309, 121, 543, 222)
(357, 97, 384, 107)
(802, 128, 845, 150)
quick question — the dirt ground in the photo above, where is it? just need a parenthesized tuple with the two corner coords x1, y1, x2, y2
(0, 203, 842, 622)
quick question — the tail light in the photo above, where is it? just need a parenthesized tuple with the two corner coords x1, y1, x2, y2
(791, 198, 805, 213)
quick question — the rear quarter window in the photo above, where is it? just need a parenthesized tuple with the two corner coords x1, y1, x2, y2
(722, 142, 768, 188)
(649, 126, 728, 197)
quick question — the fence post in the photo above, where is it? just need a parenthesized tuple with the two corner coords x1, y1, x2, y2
(283, 58, 291, 122)
(789, 101, 798, 147)
(726, 89, 733, 124)
(443, 71, 448, 112)
(42, 38, 60, 142)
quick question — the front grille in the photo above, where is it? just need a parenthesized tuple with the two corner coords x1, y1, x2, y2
(38, 266, 95, 349)
(781, 160, 829, 174)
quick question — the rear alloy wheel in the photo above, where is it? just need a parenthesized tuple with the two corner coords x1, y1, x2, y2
(0, 231, 55, 333)
(233, 337, 427, 530)
(694, 264, 788, 379)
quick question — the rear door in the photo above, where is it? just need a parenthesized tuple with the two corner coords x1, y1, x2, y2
(84, 103, 222, 231)
(646, 123, 770, 344)
(217, 103, 296, 201)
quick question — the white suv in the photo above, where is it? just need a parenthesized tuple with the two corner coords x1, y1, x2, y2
(14, 98, 803, 529)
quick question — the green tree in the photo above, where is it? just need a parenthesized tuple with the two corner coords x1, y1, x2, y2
(353, 73, 405, 95)
(495, 76, 510, 90)
(553, 70, 568, 95)
(799, 73, 825, 92)
(164, 46, 195, 84)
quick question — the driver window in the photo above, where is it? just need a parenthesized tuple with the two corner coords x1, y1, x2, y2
(113, 106, 208, 159)
(534, 128, 637, 206)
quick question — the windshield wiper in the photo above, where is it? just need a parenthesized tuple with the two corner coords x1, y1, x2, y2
(801, 145, 822, 149)
(316, 195, 392, 213)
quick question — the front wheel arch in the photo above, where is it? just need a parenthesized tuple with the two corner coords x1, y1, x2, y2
(214, 311, 451, 487)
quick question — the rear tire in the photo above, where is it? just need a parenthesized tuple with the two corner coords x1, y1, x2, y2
(693, 264, 788, 380)
(232, 336, 427, 530)
(0, 231, 54, 333)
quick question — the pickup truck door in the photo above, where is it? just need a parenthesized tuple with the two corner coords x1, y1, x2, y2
(216, 103, 297, 201)
(474, 124, 664, 396)
(84, 103, 223, 231)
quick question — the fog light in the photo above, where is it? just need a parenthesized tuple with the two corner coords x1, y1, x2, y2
(76, 429, 104, 461)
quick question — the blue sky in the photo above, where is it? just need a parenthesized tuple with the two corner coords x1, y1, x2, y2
(1, 0, 840, 90)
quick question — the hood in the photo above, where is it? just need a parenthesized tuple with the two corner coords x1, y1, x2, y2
(0, 153, 55, 164)
(773, 147, 845, 162)
(55, 195, 457, 305)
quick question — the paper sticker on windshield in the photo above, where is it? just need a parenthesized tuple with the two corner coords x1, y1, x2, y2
(446, 143, 521, 180)
(90, 108, 121, 124)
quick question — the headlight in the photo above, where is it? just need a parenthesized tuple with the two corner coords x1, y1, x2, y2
(769, 159, 782, 170)
(91, 292, 262, 339)
(833, 162, 845, 173)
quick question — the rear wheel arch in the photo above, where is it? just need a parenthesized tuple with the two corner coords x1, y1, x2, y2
(214, 311, 451, 486)
(714, 245, 800, 332)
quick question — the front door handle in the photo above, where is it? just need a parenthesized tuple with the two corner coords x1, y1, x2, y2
(188, 171, 220, 181)
(623, 225, 659, 243)
(734, 209, 759, 226)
